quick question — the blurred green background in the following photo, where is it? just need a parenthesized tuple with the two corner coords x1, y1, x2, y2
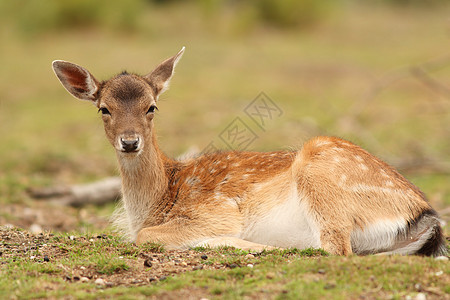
(0, 0, 449, 230)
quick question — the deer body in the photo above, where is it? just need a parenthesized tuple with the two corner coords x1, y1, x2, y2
(52, 48, 446, 256)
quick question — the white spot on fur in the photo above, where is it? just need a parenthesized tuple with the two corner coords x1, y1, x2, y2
(380, 170, 389, 178)
(385, 180, 394, 187)
(222, 174, 232, 182)
(339, 174, 347, 186)
(349, 184, 396, 195)
(359, 163, 369, 171)
(185, 176, 200, 186)
(315, 140, 332, 147)
(355, 155, 364, 162)
(214, 192, 238, 208)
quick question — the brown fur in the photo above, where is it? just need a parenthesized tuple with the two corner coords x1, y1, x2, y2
(293, 137, 432, 254)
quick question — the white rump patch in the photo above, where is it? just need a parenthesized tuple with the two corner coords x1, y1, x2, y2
(351, 219, 406, 254)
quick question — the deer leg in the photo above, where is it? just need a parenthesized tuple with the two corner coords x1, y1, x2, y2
(136, 222, 203, 249)
(319, 227, 353, 255)
(136, 219, 277, 251)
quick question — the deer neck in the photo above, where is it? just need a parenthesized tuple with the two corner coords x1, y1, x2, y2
(117, 133, 170, 238)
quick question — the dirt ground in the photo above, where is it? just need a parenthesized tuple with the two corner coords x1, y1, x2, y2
(0, 224, 236, 287)
(0, 200, 109, 233)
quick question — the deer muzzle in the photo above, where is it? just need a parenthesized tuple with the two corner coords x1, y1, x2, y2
(119, 136, 141, 153)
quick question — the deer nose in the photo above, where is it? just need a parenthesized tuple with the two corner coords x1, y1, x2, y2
(120, 137, 140, 152)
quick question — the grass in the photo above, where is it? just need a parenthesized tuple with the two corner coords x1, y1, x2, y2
(0, 229, 448, 299)
(0, 1, 449, 299)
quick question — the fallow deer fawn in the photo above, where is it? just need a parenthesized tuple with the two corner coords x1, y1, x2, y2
(52, 48, 446, 256)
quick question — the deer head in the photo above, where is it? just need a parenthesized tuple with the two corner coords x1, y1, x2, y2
(52, 48, 185, 156)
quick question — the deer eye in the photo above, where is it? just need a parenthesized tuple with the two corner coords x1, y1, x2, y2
(98, 107, 111, 115)
(147, 105, 158, 114)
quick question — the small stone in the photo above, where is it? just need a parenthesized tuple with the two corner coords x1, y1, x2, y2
(180, 261, 188, 267)
(80, 266, 86, 270)
(434, 256, 448, 261)
(245, 254, 255, 259)
(144, 259, 152, 268)
(435, 270, 443, 276)
(29, 224, 43, 234)
(324, 282, 336, 290)
(95, 278, 106, 286)
(266, 272, 275, 279)
(415, 293, 426, 300)
(318, 269, 326, 274)
(43, 255, 49, 262)
(30, 256, 35, 260)
(201, 255, 208, 260)
(80, 277, 89, 283)
(229, 263, 238, 269)
(247, 264, 254, 268)
(69, 236, 75, 241)
(414, 283, 422, 291)
(89, 239, 94, 242)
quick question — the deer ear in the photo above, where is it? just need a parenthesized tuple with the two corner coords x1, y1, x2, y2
(144, 47, 185, 97)
(52, 60, 100, 102)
